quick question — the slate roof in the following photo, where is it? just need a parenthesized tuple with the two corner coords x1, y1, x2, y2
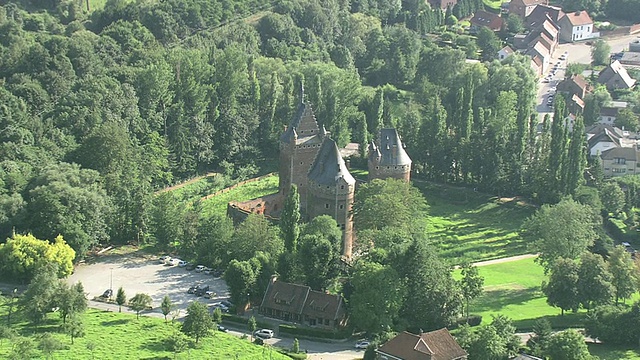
(260, 279, 346, 321)
(558, 74, 590, 99)
(370, 128, 412, 167)
(587, 127, 623, 149)
(500, 46, 514, 55)
(601, 146, 639, 161)
(526, 5, 564, 27)
(377, 330, 468, 360)
(598, 60, 636, 89)
(280, 100, 323, 144)
(562, 11, 593, 26)
(308, 138, 356, 187)
(511, 354, 544, 360)
(600, 107, 620, 117)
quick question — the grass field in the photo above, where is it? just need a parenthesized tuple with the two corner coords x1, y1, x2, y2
(417, 182, 534, 263)
(455, 257, 590, 330)
(200, 174, 279, 217)
(0, 307, 289, 359)
(589, 343, 640, 359)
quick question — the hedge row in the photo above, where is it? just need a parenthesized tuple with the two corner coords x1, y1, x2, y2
(607, 218, 635, 242)
(221, 314, 272, 330)
(278, 324, 351, 339)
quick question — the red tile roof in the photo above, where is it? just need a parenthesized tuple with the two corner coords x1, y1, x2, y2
(377, 329, 467, 360)
(470, 10, 504, 31)
(563, 11, 593, 26)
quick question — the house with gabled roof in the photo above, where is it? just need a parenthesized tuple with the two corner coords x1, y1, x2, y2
(376, 329, 467, 360)
(558, 10, 597, 42)
(598, 60, 636, 90)
(525, 5, 564, 28)
(259, 277, 347, 329)
(527, 41, 551, 73)
(509, 0, 547, 18)
(427, 0, 458, 10)
(586, 124, 634, 157)
(557, 74, 591, 108)
(498, 46, 514, 61)
(470, 10, 504, 33)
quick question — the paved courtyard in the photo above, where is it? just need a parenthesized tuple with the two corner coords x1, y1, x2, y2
(67, 253, 229, 317)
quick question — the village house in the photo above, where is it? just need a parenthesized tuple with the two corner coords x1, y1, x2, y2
(586, 124, 638, 157)
(470, 10, 504, 33)
(598, 60, 636, 90)
(498, 46, 514, 61)
(525, 4, 564, 28)
(526, 41, 551, 73)
(509, 0, 547, 18)
(427, 0, 458, 10)
(600, 147, 640, 177)
(259, 277, 347, 329)
(598, 101, 629, 126)
(376, 329, 467, 360)
(557, 74, 591, 113)
(558, 11, 597, 42)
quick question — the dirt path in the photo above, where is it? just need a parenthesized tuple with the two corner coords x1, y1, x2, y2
(472, 253, 538, 267)
(154, 172, 218, 195)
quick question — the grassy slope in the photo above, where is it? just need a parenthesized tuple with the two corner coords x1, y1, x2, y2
(0, 307, 289, 359)
(200, 174, 279, 217)
(417, 182, 534, 263)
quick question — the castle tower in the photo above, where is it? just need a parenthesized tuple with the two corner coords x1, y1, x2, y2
(307, 138, 356, 258)
(279, 96, 326, 209)
(368, 128, 412, 181)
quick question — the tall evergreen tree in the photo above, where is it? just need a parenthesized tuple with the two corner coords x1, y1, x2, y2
(566, 115, 586, 195)
(281, 185, 301, 253)
(548, 96, 568, 202)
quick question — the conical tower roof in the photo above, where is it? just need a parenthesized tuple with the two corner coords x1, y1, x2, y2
(308, 139, 355, 187)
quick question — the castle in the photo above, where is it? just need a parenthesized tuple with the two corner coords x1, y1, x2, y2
(228, 92, 412, 259)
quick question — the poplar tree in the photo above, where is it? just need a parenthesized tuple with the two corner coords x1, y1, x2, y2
(566, 115, 586, 195)
(281, 185, 300, 253)
(548, 97, 568, 202)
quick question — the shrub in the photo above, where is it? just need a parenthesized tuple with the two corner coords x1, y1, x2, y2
(455, 315, 483, 327)
(278, 324, 351, 339)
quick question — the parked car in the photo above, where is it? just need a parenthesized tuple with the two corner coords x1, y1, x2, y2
(220, 300, 233, 308)
(165, 258, 180, 266)
(204, 291, 216, 299)
(187, 285, 200, 294)
(158, 255, 170, 264)
(217, 325, 228, 332)
(195, 265, 205, 272)
(355, 340, 370, 349)
(203, 267, 213, 275)
(102, 289, 113, 298)
(212, 302, 229, 312)
(178, 260, 188, 267)
(195, 285, 210, 296)
(254, 329, 274, 339)
(185, 263, 196, 271)
(213, 269, 224, 277)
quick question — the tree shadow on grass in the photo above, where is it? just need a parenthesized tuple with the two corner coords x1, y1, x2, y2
(101, 318, 130, 326)
(512, 312, 587, 331)
(473, 287, 541, 313)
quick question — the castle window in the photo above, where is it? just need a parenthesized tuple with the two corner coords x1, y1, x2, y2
(340, 224, 346, 230)
(325, 203, 330, 209)
(300, 162, 304, 165)
(340, 185, 345, 190)
(375, 166, 379, 170)
(339, 204, 344, 209)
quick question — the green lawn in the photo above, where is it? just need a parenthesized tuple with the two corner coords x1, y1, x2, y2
(170, 173, 228, 203)
(200, 174, 279, 217)
(483, 0, 505, 10)
(0, 307, 289, 359)
(455, 258, 588, 330)
(589, 343, 640, 359)
(417, 182, 534, 263)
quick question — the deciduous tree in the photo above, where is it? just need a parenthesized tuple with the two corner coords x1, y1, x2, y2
(544, 329, 595, 360)
(181, 301, 213, 344)
(280, 185, 300, 253)
(522, 198, 599, 272)
(543, 258, 580, 315)
(591, 39, 611, 66)
(578, 253, 614, 310)
(459, 263, 484, 321)
(607, 246, 637, 304)
(116, 287, 126, 312)
(161, 295, 173, 323)
(129, 293, 153, 319)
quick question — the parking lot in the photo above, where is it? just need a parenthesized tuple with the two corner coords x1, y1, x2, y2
(67, 253, 229, 317)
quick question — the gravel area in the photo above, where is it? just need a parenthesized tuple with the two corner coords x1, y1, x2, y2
(67, 253, 229, 316)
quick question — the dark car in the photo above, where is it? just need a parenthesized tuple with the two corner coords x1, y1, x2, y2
(187, 285, 200, 294)
(195, 285, 210, 296)
(217, 325, 228, 332)
(185, 263, 196, 271)
(220, 300, 233, 308)
(102, 289, 113, 298)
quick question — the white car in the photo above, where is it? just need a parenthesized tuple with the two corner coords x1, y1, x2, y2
(158, 255, 170, 264)
(355, 340, 370, 349)
(178, 260, 188, 267)
(165, 258, 180, 266)
(204, 291, 215, 299)
(204, 267, 213, 275)
(195, 265, 205, 272)
(254, 329, 274, 339)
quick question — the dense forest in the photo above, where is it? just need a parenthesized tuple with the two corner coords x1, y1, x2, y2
(0, 0, 592, 259)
